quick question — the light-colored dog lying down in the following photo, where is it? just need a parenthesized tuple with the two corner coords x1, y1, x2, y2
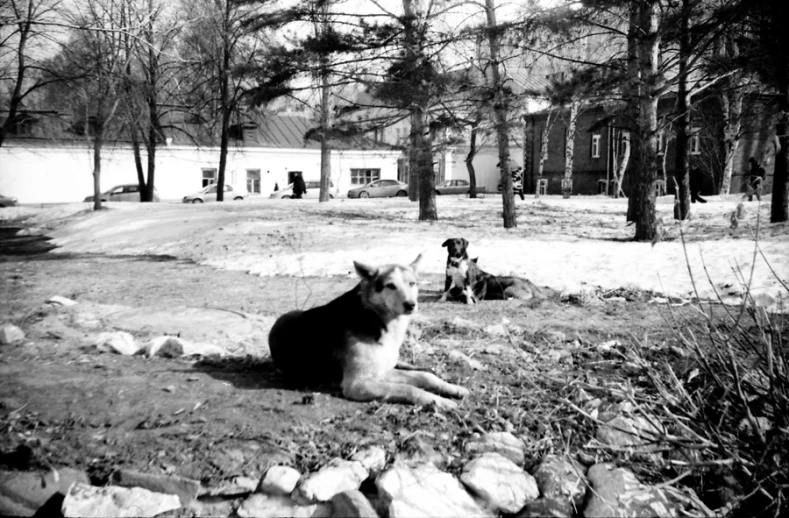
(268, 255, 469, 410)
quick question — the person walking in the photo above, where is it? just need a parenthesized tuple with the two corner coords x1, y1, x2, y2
(690, 165, 707, 203)
(512, 167, 525, 201)
(292, 172, 307, 199)
(747, 157, 765, 202)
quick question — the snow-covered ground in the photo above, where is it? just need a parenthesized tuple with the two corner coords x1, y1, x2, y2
(4, 194, 788, 312)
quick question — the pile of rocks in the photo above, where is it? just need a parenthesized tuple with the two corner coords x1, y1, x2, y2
(1, 430, 701, 518)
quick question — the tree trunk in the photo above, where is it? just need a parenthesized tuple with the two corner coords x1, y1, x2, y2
(625, 1, 641, 220)
(719, 86, 744, 195)
(674, 0, 691, 221)
(614, 130, 630, 198)
(92, 128, 104, 212)
(631, 1, 660, 241)
(485, 0, 515, 228)
(771, 85, 789, 222)
(536, 111, 554, 197)
(132, 127, 146, 199)
(563, 101, 579, 198)
(465, 119, 479, 199)
(413, 112, 436, 220)
(318, 65, 332, 202)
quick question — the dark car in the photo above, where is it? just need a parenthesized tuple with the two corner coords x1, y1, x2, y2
(84, 184, 160, 202)
(435, 179, 487, 196)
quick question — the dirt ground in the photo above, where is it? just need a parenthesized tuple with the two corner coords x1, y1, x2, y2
(0, 249, 694, 484)
(0, 196, 785, 515)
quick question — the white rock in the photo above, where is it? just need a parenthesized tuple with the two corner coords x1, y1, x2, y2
(260, 465, 302, 496)
(294, 459, 368, 503)
(376, 463, 494, 518)
(484, 324, 508, 337)
(238, 494, 331, 518)
(460, 453, 539, 513)
(596, 415, 662, 451)
(47, 295, 77, 306)
(584, 463, 688, 518)
(95, 331, 138, 355)
(0, 325, 25, 345)
(465, 432, 525, 466)
(62, 482, 180, 517)
(182, 340, 227, 357)
(350, 446, 387, 473)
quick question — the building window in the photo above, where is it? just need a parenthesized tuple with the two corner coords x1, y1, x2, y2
(246, 169, 261, 194)
(202, 168, 216, 187)
(591, 134, 601, 158)
(350, 168, 381, 185)
(657, 130, 666, 155)
(690, 127, 701, 155)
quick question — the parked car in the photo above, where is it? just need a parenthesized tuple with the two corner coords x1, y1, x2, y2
(183, 184, 244, 203)
(434, 179, 487, 196)
(347, 179, 409, 199)
(84, 184, 160, 203)
(0, 193, 19, 207)
(270, 180, 335, 199)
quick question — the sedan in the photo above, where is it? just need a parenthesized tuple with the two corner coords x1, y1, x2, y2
(84, 184, 160, 202)
(347, 179, 408, 199)
(434, 179, 487, 196)
(0, 193, 19, 207)
(183, 184, 244, 203)
(270, 181, 335, 199)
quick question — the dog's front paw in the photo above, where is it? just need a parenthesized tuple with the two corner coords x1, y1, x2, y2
(439, 293, 449, 303)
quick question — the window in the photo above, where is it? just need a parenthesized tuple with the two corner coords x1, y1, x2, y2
(591, 134, 601, 158)
(690, 127, 701, 155)
(202, 168, 216, 187)
(657, 131, 666, 155)
(246, 169, 261, 194)
(350, 168, 381, 185)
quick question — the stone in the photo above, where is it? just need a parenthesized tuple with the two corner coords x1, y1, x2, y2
(0, 325, 25, 345)
(460, 452, 538, 514)
(350, 446, 387, 473)
(464, 431, 525, 466)
(95, 331, 138, 355)
(596, 415, 662, 452)
(448, 350, 487, 370)
(294, 459, 368, 503)
(61, 482, 180, 518)
(584, 463, 686, 518)
(145, 336, 227, 358)
(186, 498, 234, 517)
(47, 295, 77, 306)
(145, 336, 185, 358)
(394, 435, 444, 467)
(114, 469, 200, 505)
(0, 468, 89, 517)
(517, 497, 574, 518)
(376, 463, 494, 518)
(484, 324, 509, 337)
(531, 454, 587, 511)
(331, 490, 379, 518)
(237, 493, 331, 518)
(260, 465, 301, 496)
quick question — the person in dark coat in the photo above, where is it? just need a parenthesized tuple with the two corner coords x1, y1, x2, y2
(690, 165, 707, 203)
(747, 157, 765, 202)
(512, 167, 525, 200)
(292, 172, 306, 199)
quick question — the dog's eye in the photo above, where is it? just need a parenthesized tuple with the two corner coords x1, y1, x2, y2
(409, 282, 416, 287)
(385, 283, 397, 290)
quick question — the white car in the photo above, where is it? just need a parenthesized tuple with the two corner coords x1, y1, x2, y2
(269, 181, 335, 199)
(183, 184, 244, 203)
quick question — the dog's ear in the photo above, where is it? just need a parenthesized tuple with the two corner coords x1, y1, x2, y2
(441, 239, 452, 248)
(462, 238, 468, 248)
(409, 254, 422, 272)
(354, 261, 378, 281)
(471, 257, 478, 263)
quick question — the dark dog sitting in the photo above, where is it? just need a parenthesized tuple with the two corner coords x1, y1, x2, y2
(441, 238, 469, 294)
(440, 237, 552, 301)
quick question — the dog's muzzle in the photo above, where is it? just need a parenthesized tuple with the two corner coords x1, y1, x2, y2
(403, 301, 416, 314)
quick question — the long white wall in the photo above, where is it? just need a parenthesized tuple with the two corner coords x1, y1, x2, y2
(0, 141, 403, 204)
